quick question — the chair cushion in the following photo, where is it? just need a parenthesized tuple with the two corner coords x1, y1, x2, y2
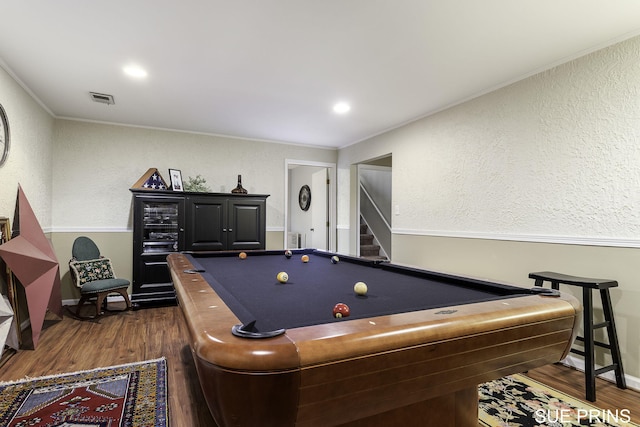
(80, 278, 130, 294)
(69, 258, 116, 287)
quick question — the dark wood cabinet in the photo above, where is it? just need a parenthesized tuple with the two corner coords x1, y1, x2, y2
(131, 189, 268, 306)
(186, 196, 266, 251)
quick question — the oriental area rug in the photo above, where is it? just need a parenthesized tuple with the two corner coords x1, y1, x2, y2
(479, 374, 638, 427)
(0, 357, 167, 427)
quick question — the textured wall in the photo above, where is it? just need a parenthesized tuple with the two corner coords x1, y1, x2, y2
(340, 34, 640, 242)
(0, 65, 54, 228)
(51, 120, 336, 231)
(337, 35, 640, 381)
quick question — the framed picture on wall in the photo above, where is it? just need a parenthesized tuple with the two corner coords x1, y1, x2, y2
(169, 169, 183, 191)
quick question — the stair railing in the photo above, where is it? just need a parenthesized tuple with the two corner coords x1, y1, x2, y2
(360, 183, 391, 258)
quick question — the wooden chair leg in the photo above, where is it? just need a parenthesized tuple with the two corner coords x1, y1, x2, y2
(72, 294, 102, 320)
(75, 295, 90, 318)
(116, 289, 132, 310)
(73, 289, 131, 320)
(94, 292, 108, 317)
(101, 289, 131, 312)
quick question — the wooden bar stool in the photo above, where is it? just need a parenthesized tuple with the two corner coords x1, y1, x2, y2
(529, 271, 626, 402)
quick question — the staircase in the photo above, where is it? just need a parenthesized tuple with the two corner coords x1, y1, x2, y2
(360, 221, 386, 260)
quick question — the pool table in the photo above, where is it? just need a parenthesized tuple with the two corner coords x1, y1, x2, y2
(167, 250, 580, 427)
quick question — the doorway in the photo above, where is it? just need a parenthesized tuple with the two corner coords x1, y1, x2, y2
(355, 155, 392, 259)
(284, 160, 336, 251)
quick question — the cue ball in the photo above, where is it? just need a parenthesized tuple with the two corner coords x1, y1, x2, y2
(239, 252, 247, 259)
(333, 303, 350, 318)
(276, 271, 289, 283)
(331, 256, 340, 264)
(284, 250, 292, 259)
(301, 254, 310, 263)
(354, 281, 368, 296)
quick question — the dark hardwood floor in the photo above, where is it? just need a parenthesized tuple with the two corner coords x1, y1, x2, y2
(0, 303, 216, 426)
(1, 303, 639, 426)
(526, 364, 640, 424)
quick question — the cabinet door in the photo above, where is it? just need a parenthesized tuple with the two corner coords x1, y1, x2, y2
(227, 198, 266, 250)
(185, 196, 226, 251)
(138, 198, 184, 254)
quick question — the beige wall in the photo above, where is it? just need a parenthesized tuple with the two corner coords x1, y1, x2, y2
(0, 65, 54, 227)
(338, 35, 640, 381)
(393, 234, 640, 383)
(0, 64, 55, 324)
(51, 120, 337, 231)
(48, 121, 335, 301)
(52, 230, 284, 301)
(339, 35, 640, 242)
(51, 232, 133, 301)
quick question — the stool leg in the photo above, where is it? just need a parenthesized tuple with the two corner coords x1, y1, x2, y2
(600, 289, 627, 390)
(583, 288, 596, 402)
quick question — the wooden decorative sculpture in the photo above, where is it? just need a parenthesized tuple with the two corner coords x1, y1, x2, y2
(0, 216, 20, 363)
(0, 295, 18, 358)
(0, 185, 62, 349)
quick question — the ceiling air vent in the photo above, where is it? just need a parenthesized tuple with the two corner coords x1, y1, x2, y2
(89, 92, 115, 105)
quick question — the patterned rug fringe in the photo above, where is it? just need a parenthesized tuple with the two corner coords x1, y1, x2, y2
(0, 357, 167, 386)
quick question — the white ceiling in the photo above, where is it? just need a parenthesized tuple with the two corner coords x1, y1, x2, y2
(2, 1, 640, 149)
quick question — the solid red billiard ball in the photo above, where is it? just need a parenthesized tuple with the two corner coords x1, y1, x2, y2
(333, 303, 350, 318)
(239, 252, 247, 259)
(284, 250, 292, 259)
(301, 254, 310, 263)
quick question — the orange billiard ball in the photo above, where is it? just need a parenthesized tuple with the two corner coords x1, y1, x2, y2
(301, 254, 310, 263)
(239, 252, 247, 259)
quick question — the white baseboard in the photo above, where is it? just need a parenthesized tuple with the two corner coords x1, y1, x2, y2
(561, 355, 640, 392)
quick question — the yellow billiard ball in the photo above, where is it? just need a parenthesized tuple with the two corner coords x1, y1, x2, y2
(276, 271, 289, 283)
(301, 254, 310, 263)
(239, 252, 247, 259)
(354, 281, 368, 296)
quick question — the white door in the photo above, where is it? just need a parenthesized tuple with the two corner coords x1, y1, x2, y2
(310, 168, 328, 250)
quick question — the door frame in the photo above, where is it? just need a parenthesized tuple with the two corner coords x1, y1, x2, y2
(284, 159, 337, 252)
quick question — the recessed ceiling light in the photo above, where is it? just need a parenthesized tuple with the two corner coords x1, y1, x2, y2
(333, 102, 351, 114)
(123, 65, 148, 79)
